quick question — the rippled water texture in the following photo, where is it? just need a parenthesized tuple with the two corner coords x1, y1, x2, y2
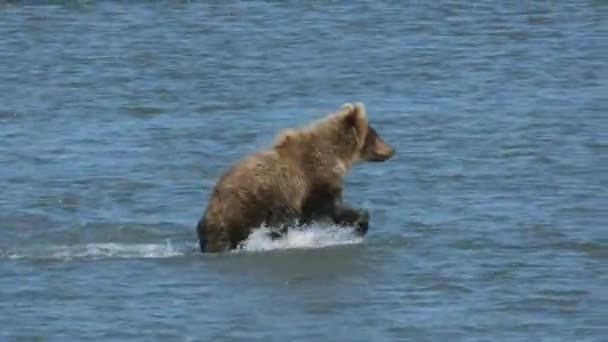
(1, 1, 606, 341)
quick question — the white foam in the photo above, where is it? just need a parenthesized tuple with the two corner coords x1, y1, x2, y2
(7, 240, 187, 260)
(237, 224, 363, 252)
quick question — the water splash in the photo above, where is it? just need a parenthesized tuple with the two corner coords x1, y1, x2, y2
(237, 224, 363, 252)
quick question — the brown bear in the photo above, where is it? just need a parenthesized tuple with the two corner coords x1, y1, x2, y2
(196, 102, 395, 253)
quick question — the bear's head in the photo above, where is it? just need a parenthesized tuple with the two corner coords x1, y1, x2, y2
(339, 102, 395, 163)
(273, 102, 395, 169)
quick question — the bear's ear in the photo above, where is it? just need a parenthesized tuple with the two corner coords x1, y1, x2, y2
(340, 102, 368, 141)
(273, 129, 297, 148)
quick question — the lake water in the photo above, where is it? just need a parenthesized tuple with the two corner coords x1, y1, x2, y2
(0, 1, 606, 341)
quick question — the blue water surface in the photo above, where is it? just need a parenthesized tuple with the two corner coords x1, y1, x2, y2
(0, 1, 606, 341)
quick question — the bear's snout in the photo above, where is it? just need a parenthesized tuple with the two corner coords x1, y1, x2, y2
(360, 125, 395, 162)
(376, 142, 395, 161)
(368, 140, 395, 162)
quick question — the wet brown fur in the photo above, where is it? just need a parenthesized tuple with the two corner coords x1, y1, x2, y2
(197, 102, 394, 253)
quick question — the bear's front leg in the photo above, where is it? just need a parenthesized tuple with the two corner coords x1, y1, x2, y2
(333, 205, 370, 236)
(301, 188, 370, 236)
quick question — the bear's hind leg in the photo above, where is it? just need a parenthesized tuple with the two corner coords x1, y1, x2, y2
(196, 217, 207, 252)
(197, 217, 232, 253)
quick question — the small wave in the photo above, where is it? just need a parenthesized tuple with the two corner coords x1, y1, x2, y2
(237, 224, 364, 252)
(2, 225, 364, 260)
(5, 240, 192, 261)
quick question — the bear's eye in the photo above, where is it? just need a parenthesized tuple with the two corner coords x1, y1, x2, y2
(365, 126, 377, 144)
